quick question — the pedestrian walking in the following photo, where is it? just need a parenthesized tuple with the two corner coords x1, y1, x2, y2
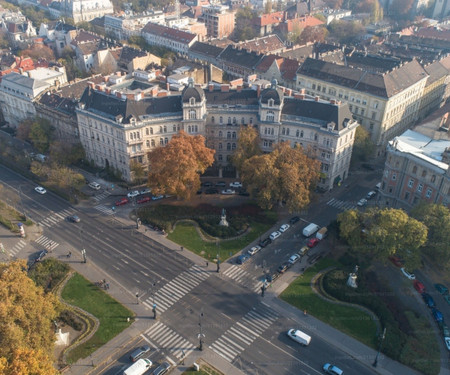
(67, 251, 72, 258)
(206, 261, 209, 267)
(303, 309, 307, 316)
(106, 283, 110, 290)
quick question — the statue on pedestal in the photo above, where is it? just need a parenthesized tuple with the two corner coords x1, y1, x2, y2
(347, 265, 359, 289)
(219, 208, 228, 227)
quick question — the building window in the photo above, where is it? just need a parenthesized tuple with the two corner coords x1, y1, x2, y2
(146, 140, 150, 147)
(189, 110, 196, 120)
(417, 183, 423, 193)
(371, 111, 376, 120)
(392, 173, 396, 181)
(431, 175, 436, 183)
(241, 117, 245, 124)
(296, 130, 299, 137)
(404, 191, 410, 200)
(146, 128, 149, 135)
(218, 154, 222, 161)
(266, 111, 274, 122)
(227, 131, 231, 139)
(211, 116, 215, 123)
(425, 188, 432, 198)
(422, 170, 427, 177)
(151, 139, 155, 147)
(164, 137, 168, 144)
(300, 131, 304, 138)
(232, 131, 236, 139)
(233, 117, 237, 124)
(220, 116, 223, 124)
(232, 143, 236, 150)
(173, 125, 177, 132)
(227, 143, 231, 150)
(408, 178, 414, 188)
(219, 143, 222, 150)
(219, 131, 223, 137)
(412, 166, 417, 174)
(160, 138, 164, 145)
(228, 117, 231, 124)
(250, 117, 253, 124)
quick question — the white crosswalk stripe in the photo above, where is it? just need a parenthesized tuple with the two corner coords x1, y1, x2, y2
(39, 209, 74, 228)
(143, 321, 196, 362)
(210, 304, 278, 363)
(223, 265, 264, 293)
(93, 191, 111, 203)
(94, 204, 114, 215)
(35, 235, 59, 251)
(8, 239, 27, 257)
(143, 265, 209, 313)
(326, 198, 357, 211)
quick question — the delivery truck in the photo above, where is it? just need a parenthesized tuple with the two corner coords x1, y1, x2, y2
(123, 358, 152, 375)
(302, 223, 319, 237)
(316, 227, 328, 240)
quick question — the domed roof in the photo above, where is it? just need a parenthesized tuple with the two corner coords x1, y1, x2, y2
(182, 78, 205, 103)
(260, 79, 283, 105)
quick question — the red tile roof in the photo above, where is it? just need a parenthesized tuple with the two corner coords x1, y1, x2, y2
(283, 16, 324, 33)
(142, 22, 196, 44)
(253, 12, 284, 27)
(416, 27, 450, 42)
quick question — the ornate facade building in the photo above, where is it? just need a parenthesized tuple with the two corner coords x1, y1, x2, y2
(76, 77, 358, 190)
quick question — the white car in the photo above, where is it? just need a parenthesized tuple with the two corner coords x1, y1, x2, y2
(445, 337, 450, 351)
(127, 190, 140, 198)
(140, 188, 151, 195)
(229, 182, 243, 188)
(248, 245, 261, 256)
(357, 198, 367, 207)
(279, 224, 290, 233)
(269, 231, 281, 241)
(88, 182, 101, 190)
(288, 254, 300, 265)
(366, 191, 377, 199)
(35, 186, 46, 194)
(221, 189, 236, 195)
(401, 267, 416, 280)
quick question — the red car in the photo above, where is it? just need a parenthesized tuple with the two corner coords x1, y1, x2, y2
(115, 197, 129, 206)
(137, 196, 151, 204)
(414, 280, 426, 294)
(388, 256, 403, 267)
(307, 238, 320, 248)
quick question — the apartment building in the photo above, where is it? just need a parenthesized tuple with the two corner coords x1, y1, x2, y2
(200, 5, 235, 39)
(379, 106, 450, 209)
(76, 77, 358, 190)
(142, 23, 198, 55)
(296, 58, 429, 155)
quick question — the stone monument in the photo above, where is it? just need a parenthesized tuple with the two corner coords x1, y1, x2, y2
(347, 265, 359, 288)
(219, 208, 228, 227)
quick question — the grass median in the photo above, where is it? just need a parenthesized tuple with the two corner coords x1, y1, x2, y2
(280, 258, 378, 348)
(61, 273, 134, 363)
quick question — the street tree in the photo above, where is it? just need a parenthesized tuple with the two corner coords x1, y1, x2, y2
(0, 347, 58, 375)
(20, 44, 55, 61)
(411, 203, 450, 270)
(241, 142, 320, 212)
(147, 130, 215, 200)
(231, 126, 262, 174)
(338, 208, 427, 269)
(130, 160, 147, 184)
(17, 117, 54, 153)
(0, 261, 60, 362)
(299, 26, 328, 44)
(350, 126, 376, 166)
(328, 20, 365, 44)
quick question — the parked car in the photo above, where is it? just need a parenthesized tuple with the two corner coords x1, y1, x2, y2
(289, 216, 300, 225)
(422, 293, 435, 308)
(413, 280, 426, 294)
(129, 345, 151, 362)
(259, 238, 271, 248)
(357, 198, 368, 207)
(137, 197, 151, 204)
(277, 262, 290, 274)
(269, 231, 281, 241)
(435, 284, 449, 295)
(36, 250, 48, 262)
(229, 182, 243, 188)
(388, 256, 403, 267)
(88, 182, 101, 190)
(248, 245, 261, 256)
(366, 191, 377, 199)
(288, 254, 300, 265)
(115, 198, 129, 206)
(140, 188, 151, 195)
(35, 186, 46, 194)
(238, 190, 250, 196)
(432, 308, 444, 322)
(67, 215, 80, 223)
(236, 253, 250, 265)
(202, 181, 213, 187)
(445, 337, 450, 351)
(323, 363, 344, 375)
(205, 188, 219, 194)
(151, 195, 164, 200)
(444, 295, 450, 306)
(127, 190, 140, 198)
(279, 224, 290, 233)
(152, 361, 171, 375)
(400, 267, 415, 280)
(221, 189, 235, 195)
(215, 181, 226, 187)
(440, 323, 450, 338)
(307, 238, 320, 248)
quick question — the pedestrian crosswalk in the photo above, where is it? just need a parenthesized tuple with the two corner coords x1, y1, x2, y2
(326, 198, 357, 211)
(143, 265, 210, 313)
(210, 302, 278, 363)
(223, 265, 264, 293)
(35, 235, 59, 251)
(93, 191, 111, 203)
(8, 239, 26, 257)
(143, 321, 196, 361)
(94, 204, 114, 215)
(39, 209, 74, 228)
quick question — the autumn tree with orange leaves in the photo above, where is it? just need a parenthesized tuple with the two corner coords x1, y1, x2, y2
(241, 142, 320, 212)
(147, 130, 215, 200)
(0, 260, 60, 375)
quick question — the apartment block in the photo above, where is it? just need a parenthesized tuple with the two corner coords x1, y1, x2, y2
(200, 5, 235, 39)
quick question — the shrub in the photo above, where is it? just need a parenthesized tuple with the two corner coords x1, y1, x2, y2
(59, 309, 84, 331)
(29, 258, 70, 291)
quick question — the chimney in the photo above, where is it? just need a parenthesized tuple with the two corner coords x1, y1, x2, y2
(237, 85, 242, 92)
(157, 91, 168, 97)
(300, 88, 305, 94)
(166, 83, 170, 91)
(115, 91, 122, 99)
(87, 81, 95, 89)
(151, 86, 158, 97)
(314, 96, 320, 102)
(330, 99, 336, 105)
(257, 84, 261, 98)
(105, 87, 111, 95)
(127, 93, 134, 100)
(95, 84, 102, 91)
(208, 83, 214, 92)
(286, 89, 292, 96)
(221, 84, 230, 92)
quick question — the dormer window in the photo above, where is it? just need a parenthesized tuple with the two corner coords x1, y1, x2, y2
(189, 97, 195, 105)
(268, 99, 274, 107)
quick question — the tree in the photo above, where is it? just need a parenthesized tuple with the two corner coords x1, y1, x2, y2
(16, 119, 33, 142)
(130, 160, 147, 184)
(241, 142, 320, 212)
(29, 118, 54, 153)
(234, 6, 257, 41)
(338, 208, 427, 269)
(20, 44, 55, 61)
(0, 347, 58, 375)
(389, 0, 414, 18)
(231, 126, 262, 174)
(411, 203, 450, 270)
(264, 0, 273, 14)
(328, 20, 365, 44)
(350, 126, 376, 166)
(49, 141, 85, 166)
(0, 261, 60, 363)
(299, 26, 329, 44)
(147, 131, 215, 200)
(324, 0, 343, 9)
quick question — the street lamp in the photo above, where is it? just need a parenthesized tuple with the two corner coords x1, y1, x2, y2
(372, 327, 386, 367)
(18, 185, 27, 221)
(198, 310, 205, 351)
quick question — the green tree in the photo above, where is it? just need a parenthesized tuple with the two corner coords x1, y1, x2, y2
(328, 20, 365, 44)
(130, 160, 147, 184)
(29, 118, 53, 153)
(411, 203, 450, 270)
(350, 126, 376, 166)
(231, 126, 262, 174)
(389, 0, 414, 19)
(241, 142, 320, 212)
(234, 6, 257, 41)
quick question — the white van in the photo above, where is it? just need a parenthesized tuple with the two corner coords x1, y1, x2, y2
(302, 223, 319, 237)
(88, 182, 101, 190)
(287, 329, 311, 346)
(123, 358, 152, 375)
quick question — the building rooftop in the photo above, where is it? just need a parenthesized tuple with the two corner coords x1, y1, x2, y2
(142, 22, 196, 44)
(218, 45, 264, 70)
(237, 35, 285, 54)
(189, 41, 224, 58)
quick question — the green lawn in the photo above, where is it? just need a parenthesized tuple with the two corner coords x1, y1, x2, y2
(280, 258, 378, 348)
(61, 273, 134, 363)
(167, 220, 274, 261)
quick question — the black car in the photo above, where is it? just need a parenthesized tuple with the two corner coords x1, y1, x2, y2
(152, 362, 171, 375)
(259, 238, 271, 248)
(236, 253, 250, 264)
(422, 293, 435, 308)
(205, 188, 219, 194)
(277, 262, 290, 274)
(289, 216, 300, 225)
(202, 181, 213, 187)
(215, 181, 226, 187)
(36, 250, 48, 262)
(68, 215, 81, 223)
(239, 190, 250, 196)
